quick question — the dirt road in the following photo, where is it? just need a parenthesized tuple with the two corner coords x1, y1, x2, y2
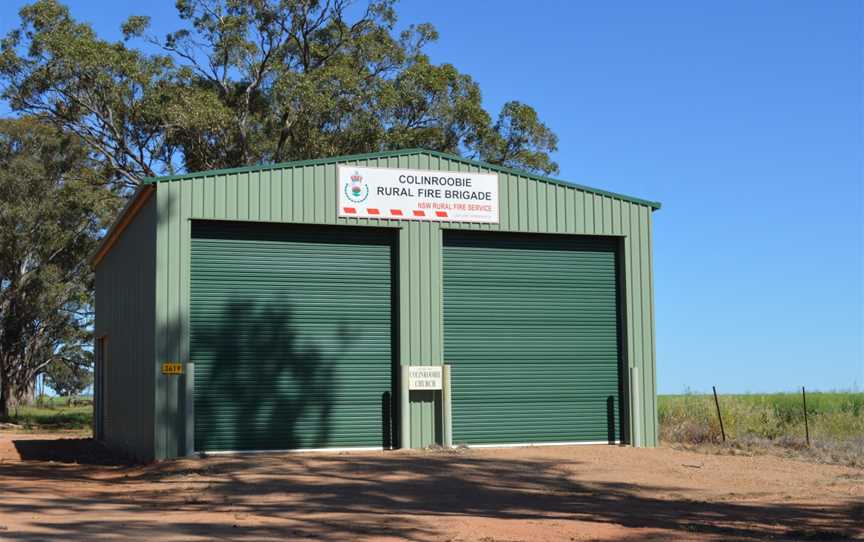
(0, 432, 862, 541)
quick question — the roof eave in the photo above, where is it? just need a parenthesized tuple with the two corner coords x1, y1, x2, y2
(89, 184, 155, 268)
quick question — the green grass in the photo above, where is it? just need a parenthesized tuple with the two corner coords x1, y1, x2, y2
(659, 391, 864, 467)
(1, 397, 93, 430)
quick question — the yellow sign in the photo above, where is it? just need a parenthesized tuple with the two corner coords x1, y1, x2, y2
(161, 362, 183, 375)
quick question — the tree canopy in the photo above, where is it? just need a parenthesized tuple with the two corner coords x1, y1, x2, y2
(1, 0, 559, 190)
(44, 345, 94, 400)
(0, 117, 119, 415)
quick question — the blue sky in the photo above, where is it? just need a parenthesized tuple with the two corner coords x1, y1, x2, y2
(2, 1, 861, 393)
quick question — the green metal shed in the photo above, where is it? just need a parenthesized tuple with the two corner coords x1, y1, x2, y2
(92, 148, 660, 461)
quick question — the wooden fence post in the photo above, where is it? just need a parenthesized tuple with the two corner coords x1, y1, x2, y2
(802, 386, 810, 447)
(712, 386, 726, 443)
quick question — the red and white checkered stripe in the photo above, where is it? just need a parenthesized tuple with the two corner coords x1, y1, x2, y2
(342, 207, 449, 220)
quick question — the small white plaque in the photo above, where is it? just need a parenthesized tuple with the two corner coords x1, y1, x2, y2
(408, 366, 443, 391)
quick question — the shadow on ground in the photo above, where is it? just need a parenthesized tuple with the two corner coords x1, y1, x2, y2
(0, 440, 861, 541)
(12, 438, 131, 466)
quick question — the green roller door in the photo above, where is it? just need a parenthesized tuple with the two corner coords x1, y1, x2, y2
(191, 222, 395, 451)
(444, 232, 623, 445)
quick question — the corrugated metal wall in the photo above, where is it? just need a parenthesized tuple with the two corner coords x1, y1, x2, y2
(95, 195, 156, 461)
(152, 150, 658, 458)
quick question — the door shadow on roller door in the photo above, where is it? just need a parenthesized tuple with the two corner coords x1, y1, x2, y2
(607, 396, 616, 444)
(193, 293, 398, 452)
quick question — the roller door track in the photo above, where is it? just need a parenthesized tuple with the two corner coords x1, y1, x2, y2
(443, 231, 624, 446)
(190, 222, 396, 452)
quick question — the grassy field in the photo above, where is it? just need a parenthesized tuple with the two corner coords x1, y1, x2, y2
(659, 391, 864, 467)
(1, 396, 92, 431)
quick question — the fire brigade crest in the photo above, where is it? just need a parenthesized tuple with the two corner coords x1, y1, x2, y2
(344, 171, 369, 203)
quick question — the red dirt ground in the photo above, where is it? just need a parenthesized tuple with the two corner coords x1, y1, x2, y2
(0, 431, 862, 541)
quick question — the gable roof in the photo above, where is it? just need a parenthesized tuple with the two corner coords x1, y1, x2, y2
(93, 148, 660, 267)
(142, 148, 661, 210)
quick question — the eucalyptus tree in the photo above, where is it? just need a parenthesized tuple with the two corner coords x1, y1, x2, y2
(0, 117, 119, 416)
(2, 0, 559, 187)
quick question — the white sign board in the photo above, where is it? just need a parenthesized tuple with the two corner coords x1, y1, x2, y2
(408, 366, 443, 391)
(338, 165, 499, 223)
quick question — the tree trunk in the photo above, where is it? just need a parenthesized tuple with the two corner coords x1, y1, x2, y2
(20, 377, 35, 406)
(0, 377, 14, 420)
